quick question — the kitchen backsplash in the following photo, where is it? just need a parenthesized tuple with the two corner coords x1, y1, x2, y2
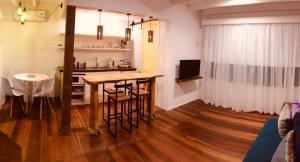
(74, 52, 132, 68)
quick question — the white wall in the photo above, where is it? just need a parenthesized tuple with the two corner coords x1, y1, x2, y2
(68, 0, 202, 110)
(71, 9, 141, 69)
(0, 1, 65, 79)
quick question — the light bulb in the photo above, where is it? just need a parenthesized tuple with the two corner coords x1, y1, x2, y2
(17, 3, 22, 16)
(22, 8, 27, 19)
(20, 15, 26, 25)
(20, 8, 27, 25)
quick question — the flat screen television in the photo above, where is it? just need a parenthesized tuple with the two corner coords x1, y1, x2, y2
(179, 60, 200, 79)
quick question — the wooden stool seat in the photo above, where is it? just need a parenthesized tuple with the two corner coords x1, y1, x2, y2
(109, 93, 131, 101)
(104, 88, 123, 94)
(130, 89, 149, 96)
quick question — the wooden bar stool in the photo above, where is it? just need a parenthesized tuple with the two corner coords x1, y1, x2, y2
(102, 81, 124, 122)
(129, 79, 152, 127)
(107, 83, 133, 138)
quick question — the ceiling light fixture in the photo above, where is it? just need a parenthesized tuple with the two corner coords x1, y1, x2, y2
(17, 2, 23, 16)
(125, 13, 131, 42)
(20, 7, 27, 25)
(97, 9, 103, 40)
(148, 16, 154, 43)
(19, 2, 63, 25)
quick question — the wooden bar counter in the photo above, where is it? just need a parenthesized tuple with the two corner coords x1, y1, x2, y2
(83, 72, 163, 134)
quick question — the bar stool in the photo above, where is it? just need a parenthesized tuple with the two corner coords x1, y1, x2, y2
(107, 83, 133, 138)
(102, 81, 124, 122)
(130, 79, 152, 127)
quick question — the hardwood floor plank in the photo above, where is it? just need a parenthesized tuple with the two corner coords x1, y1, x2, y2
(0, 99, 277, 162)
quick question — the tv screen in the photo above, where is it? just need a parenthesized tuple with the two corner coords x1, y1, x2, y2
(179, 60, 200, 79)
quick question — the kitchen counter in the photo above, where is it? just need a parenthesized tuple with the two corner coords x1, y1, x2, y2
(57, 66, 136, 72)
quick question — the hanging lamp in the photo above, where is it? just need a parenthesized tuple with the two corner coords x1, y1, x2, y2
(125, 13, 131, 42)
(97, 9, 103, 40)
(20, 7, 27, 25)
(17, 2, 23, 16)
(148, 16, 154, 43)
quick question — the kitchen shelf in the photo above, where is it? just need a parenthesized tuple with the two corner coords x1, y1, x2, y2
(58, 47, 131, 52)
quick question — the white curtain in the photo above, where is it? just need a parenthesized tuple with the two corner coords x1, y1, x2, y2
(0, 20, 3, 107)
(199, 24, 300, 114)
(0, 51, 3, 107)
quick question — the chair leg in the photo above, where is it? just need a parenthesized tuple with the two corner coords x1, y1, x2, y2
(47, 97, 54, 113)
(10, 97, 13, 118)
(114, 99, 117, 137)
(26, 101, 29, 114)
(141, 96, 145, 117)
(102, 84, 106, 122)
(135, 95, 139, 128)
(148, 94, 151, 125)
(18, 97, 25, 113)
(107, 96, 111, 130)
(129, 99, 132, 133)
(121, 101, 124, 128)
(40, 98, 43, 119)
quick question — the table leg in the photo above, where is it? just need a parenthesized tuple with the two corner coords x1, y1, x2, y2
(26, 102, 29, 114)
(87, 84, 102, 136)
(150, 78, 156, 118)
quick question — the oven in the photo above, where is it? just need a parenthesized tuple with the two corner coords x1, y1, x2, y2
(72, 73, 85, 85)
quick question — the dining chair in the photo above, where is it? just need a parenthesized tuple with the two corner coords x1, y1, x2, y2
(33, 79, 55, 119)
(1, 77, 25, 118)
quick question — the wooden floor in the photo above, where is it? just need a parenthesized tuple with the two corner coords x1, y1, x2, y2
(0, 99, 277, 162)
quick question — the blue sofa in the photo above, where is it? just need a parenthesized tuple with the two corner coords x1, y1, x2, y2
(243, 119, 281, 162)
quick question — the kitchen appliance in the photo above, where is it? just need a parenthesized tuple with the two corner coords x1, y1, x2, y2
(118, 59, 131, 68)
(72, 73, 85, 85)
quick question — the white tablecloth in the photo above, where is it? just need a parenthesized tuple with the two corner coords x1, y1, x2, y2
(13, 73, 49, 102)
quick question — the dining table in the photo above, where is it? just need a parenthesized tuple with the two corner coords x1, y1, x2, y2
(83, 72, 163, 135)
(13, 73, 49, 113)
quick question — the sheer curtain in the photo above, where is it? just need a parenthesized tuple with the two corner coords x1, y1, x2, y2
(199, 24, 300, 114)
(0, 36, 3, 107)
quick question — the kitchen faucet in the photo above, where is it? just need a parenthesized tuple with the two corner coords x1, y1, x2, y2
(95, 57, 99, 68)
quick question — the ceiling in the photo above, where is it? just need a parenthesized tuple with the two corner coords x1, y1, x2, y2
(171, 0, 300, 10)
(2, 0, 61, 7)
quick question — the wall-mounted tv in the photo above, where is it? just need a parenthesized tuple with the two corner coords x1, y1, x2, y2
(179, 60, 200, 79)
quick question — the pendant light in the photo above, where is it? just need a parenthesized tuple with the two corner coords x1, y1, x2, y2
(97, 9, 103, 40)
(17, 2, 23, 16)
(20, 7, 27, 25)
(148, 16, 154, 43)
(125, 13, 131, 42)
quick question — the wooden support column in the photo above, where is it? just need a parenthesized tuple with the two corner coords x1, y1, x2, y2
(61, 5, 76, 135)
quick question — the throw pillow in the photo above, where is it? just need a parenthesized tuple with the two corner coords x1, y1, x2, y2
(293, 113, 300, 162)
(291, 101, 300, 118)
(271, 130, 295, 162)
(278, 103, 293, 138)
